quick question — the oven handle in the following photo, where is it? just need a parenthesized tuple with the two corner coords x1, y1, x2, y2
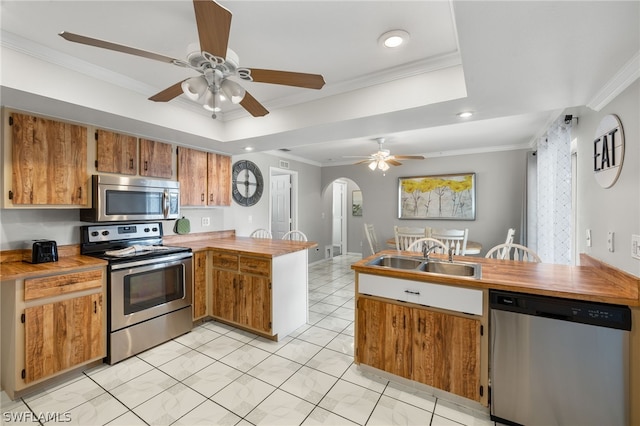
(109, 252, 193, 271)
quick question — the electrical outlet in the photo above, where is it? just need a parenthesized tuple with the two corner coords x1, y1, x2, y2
(201, 217, 210, 227)
(632, 234, 640, 260)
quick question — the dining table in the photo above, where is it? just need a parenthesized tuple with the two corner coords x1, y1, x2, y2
(385, 238, 483, 255)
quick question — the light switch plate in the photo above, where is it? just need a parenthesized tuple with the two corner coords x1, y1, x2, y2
(632, 235, 640, 260)
(607, 231, 614, 252)
(586, 229, 592, 247)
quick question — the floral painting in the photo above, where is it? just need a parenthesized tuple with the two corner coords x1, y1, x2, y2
(398, 173, 476, 220)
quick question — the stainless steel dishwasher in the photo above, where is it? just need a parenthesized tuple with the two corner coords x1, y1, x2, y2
(490, 290, 631, 426)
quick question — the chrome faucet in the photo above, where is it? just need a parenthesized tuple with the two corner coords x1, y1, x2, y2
(422, 244, 440, 260)
(448, 246, 455, 262)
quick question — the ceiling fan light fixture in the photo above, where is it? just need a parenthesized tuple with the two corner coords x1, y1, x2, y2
(221, 79, 246, 104)
(379, 30, 410, 48)
(181, 76, 208, 101)
(379, 161, 390, 171)
(368, 161, 377, 171)
(202, 89, 222, 112)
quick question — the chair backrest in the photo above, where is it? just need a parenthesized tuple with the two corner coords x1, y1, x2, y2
(485, 243, 541, 262)
(431, 228, 468, 255)
(282, 230, 308, 241)
(394, 226, 428, 251)
(406, 237, 448, 254)
(250, 228, 272, 239)
(364, 223, 380, 255)
(496, 228, 517, 259)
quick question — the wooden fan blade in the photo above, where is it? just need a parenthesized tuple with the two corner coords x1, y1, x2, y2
(59, 31, 177, 63)
(387, 159, 402, 166)
(240, 91, 269, 117)
(248, 69, 325, 89)
(354, 159, 372, 165)
(393, 155, 425, 160)
(193, 0, 232, 58)
(149, 80, 186, 102)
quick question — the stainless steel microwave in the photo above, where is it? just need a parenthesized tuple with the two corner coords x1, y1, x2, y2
(81, 175, 180, 222)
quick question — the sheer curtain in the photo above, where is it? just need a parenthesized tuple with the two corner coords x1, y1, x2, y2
(530, 116, 573, 264)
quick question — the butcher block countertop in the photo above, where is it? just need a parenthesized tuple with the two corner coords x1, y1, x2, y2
(164, 233, 317, 259)
(352, 250, 640, 307)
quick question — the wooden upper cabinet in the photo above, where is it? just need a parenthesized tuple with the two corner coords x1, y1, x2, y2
(208, 153, 231, 206)
(177, 147, 231, 206)
(178, 147, 208, 206)
(95, 129, 137, 175)
(140, 138, 173, 179)
(10, 113, 88, 206)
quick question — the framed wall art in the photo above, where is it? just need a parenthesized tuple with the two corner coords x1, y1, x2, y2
(398, 173, 476, 220)
(352, 190, 363, 216)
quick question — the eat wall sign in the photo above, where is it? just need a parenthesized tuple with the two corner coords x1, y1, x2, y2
(593, 114, 624, 188)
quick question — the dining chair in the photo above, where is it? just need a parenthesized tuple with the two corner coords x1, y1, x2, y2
(431, 228, 468, 255)
(250, 228, 272, 239)
(495, 228, 517, 259)
(406, 237, 448, 254)
(364, 223, 381, 256)
(394, 226, 428, 251)
(485, 243, 541, 262)
(282, 230, 308, 241)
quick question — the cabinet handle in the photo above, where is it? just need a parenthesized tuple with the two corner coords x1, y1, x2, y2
(404, 290, 420, 295)
(201, 193, 205, 202)
(144, 160, 148, 171)
(78, 187, 82, 199)
(129, 158, 134, 169)
(209, 193, 213, 202)
(94, 301, 97, 314)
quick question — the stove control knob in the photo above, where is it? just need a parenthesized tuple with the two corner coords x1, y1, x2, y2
(152, 227, 158, 232)
(102, 231, 109, 236)
(144, 228, 150, 233)
(91, 231, 99, 237)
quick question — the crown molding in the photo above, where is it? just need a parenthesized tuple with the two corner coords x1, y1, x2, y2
(587, 51, 640, 112)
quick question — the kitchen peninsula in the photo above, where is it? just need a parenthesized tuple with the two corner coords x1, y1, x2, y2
(352, 251, 640, 424)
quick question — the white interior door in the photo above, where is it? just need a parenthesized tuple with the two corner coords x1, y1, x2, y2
(332, 181, 347, 256)
(271, 174, 292, 239)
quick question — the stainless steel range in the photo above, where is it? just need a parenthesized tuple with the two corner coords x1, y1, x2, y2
(80, 222, 193, 364)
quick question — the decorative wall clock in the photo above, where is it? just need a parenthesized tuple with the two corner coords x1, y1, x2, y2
(232, 160, 264, 206)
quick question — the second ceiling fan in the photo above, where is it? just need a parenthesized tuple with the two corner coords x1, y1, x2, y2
(349, 138, 425, 171)
(59, 0, 325, 118)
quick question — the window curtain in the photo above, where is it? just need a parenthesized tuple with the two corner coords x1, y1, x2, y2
(532, 116, 573, 264)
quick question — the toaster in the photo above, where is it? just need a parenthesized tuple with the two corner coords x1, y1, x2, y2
(24, 240, 59, 264)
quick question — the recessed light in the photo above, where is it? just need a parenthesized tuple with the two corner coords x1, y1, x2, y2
(457, 111, 474, 119)
(378, 30, 410, 49)
(244, 146, 254, 151)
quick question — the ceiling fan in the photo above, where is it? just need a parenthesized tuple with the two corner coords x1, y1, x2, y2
(348, 138, 425, 171)
(59, 0, 325, 118)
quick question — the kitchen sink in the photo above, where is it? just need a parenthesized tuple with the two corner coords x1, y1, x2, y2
(365, 255, 481, 278)
(419, 260, 480, 278)
(366, 255, 424, 270)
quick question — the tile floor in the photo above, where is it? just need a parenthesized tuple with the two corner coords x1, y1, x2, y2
(1, 254, 495, 426)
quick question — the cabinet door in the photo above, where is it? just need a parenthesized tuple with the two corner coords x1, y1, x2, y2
(193, 252, 208, 320)
(239, 275, 271, 333)
(212, 269, 237, 322)
(96, 129, 137, 175)
(207, 153, 231, 206)
(177, 147, 208, 206)
(24, 293, 104, 383)
(412, 309, 481, 401)
(11, 113, 87, 205)
(140, 138, 172, 178)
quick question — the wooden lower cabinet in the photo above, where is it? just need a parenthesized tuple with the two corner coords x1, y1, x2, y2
(1, 267, 106, 399)
(24, 293, 103, 384)
(193, 251, 208, 320)
(356, 296, 482, 402)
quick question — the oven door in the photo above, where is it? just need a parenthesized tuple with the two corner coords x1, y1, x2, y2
(109, 254, 192, 332)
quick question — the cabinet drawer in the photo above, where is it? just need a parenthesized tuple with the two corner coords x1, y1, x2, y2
(358, 273, 483, 315)
(212, 252, 239, 270)
(239, 256, 270, 277)
(25, 269, 104, 301)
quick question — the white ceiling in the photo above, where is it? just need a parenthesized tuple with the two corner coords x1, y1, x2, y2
(1, 1, 638, 166)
